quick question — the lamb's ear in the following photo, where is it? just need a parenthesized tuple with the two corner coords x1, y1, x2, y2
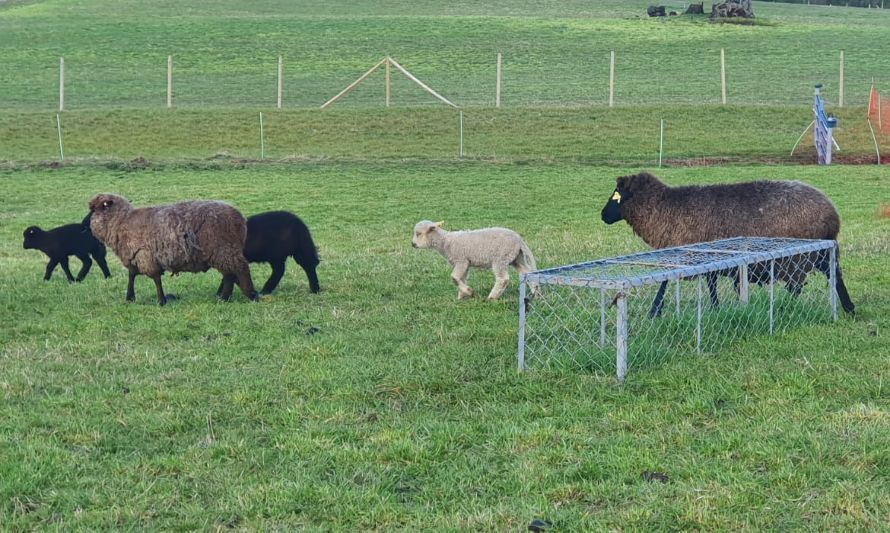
(433, 221, 445, 228)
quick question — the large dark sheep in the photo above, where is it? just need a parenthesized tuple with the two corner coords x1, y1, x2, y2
(217, 210, 321, 295)
(23, 224, 111, 282)
(600, 172, 855, 316)
(83, 194, 259, 305)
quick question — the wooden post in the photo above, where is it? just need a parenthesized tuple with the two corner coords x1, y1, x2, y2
(609, 50, 615, 107)
(385, 57, 391, 108)
(167, 55, 173, 109)
(839, 50, 845, 107)
(277, 55, 283, 109)
(720, 48, 727, 105)
(495, 53, 502, 108)
(59, 57, 65, 112)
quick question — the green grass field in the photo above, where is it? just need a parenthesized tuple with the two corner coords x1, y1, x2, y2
(2, 164, 889, 530)
(2, 0, 890, 530)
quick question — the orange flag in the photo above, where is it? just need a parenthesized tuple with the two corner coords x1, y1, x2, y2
(868, 85, 880, 122)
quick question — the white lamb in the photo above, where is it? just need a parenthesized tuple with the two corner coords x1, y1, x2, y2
(411, 220, 538, 300)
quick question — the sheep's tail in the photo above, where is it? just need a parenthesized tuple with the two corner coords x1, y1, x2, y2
(518, 239, 537, 272)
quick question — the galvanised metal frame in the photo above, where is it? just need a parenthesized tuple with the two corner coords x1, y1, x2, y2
(518, 237, 838, 383)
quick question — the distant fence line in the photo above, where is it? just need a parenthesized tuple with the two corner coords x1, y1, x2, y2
(4, 48, 884, 113)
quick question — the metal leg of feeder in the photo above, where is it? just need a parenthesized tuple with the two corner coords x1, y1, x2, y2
(829, 246, 838, 321)
(675, 278, 681, 314)
(769, 259, 775, 335)
(616, 292, 628, 383)
(696, 276, 702, 354)
(518, 278, 527, 371)
(600, 288, 607, 346)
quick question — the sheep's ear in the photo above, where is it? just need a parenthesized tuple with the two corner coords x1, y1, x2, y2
(434, 220, 444, 227)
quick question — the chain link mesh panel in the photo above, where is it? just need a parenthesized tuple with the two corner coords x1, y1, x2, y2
(519, 237, 839, 382)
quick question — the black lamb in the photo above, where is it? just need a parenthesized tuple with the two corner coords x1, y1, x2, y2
(23, 224, 112, 282)
(218, 211, 320, 295)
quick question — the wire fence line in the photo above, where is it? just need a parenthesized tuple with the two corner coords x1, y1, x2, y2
(2, 47, 888, 112)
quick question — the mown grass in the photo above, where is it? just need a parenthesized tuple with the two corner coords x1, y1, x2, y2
(1, 105, 887, 164)
(1, 164, 888, 529)
(1, 0, 889, 110)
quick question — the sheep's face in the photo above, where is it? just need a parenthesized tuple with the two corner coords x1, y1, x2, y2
(412, 220, 442, 249)
(601, 177, 633, 224)
(22, 226, 43, 249)
(85, 193, 132, 238)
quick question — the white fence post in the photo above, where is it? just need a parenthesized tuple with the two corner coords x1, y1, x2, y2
(496, 52, 502, 108)
(167, 55, 173, 109)
(56, 113, 64, 160)
(59, 57, 65, 112)
(385, 57, 391, 108)
(277, 55, 283, 109)
(609, 50, 615, 107)
(839, 50, 845, 107)
(259, 112, 265, 160)
(720, 48, 727, 105)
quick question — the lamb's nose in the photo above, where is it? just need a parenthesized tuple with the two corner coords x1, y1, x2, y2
(411, 242, 417, 248)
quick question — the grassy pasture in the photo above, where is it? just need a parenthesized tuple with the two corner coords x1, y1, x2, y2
(2, 0, 890, 530)
(1, 164, 889, 530)
(1, 0, 890, 111)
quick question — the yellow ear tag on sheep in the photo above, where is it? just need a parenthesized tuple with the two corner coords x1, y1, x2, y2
(611, 191, 622, 202)
(435, 221, 445, 228)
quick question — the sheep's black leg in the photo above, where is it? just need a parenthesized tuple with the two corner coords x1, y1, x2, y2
(648, 281, 668, 318)
(296, 258, 321, 294)
(305, 265, 321, 294)
(816, 250, 855, 316)
(93, 251, 111, 278)
(786, 278, 805, 297)
(44, 259, 59, 281)
(707, 272, 719, 308)
(59, 257, 75, 283)
(834, 266, 855, 315)
(261, 259, 287, 295)
(219, 274, 236, 301)
(216, 277, 226, 298)
(75, 253, 92, 282)
(235, 269, 260, 301)
(126, 267, 138, 302)
(151, 274, 168, 306)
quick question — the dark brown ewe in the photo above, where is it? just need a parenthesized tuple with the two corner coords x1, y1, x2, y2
(600, 172, 854, 316)
(83, 193, 258, 305)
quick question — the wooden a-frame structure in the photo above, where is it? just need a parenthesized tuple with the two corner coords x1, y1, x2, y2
(321, 56, 457, 109)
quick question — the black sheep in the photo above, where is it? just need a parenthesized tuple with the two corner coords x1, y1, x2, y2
(218, 211, 320, 295)
(23, 224, 112, 282)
